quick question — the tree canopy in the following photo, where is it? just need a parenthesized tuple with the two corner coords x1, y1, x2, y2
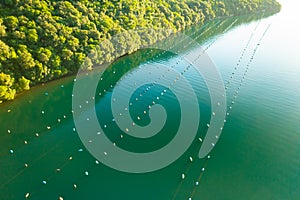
(0, 0, 280, 102)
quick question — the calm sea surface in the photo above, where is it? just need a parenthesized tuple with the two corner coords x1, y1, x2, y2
(0, 0, 299, 199)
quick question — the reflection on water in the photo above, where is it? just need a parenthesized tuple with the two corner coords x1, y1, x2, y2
(1, 1, 300, 199)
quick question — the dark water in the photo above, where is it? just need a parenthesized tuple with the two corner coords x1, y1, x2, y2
(1, 1, 300, 199)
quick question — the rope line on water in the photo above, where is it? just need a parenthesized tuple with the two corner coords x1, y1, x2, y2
(188, 23, 272, 200)
(2, 18, 244, 199)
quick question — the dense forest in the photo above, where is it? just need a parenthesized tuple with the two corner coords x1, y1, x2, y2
(0, 0, 280, 102)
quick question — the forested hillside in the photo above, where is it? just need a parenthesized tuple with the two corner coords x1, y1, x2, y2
(0, 0, 280, 102)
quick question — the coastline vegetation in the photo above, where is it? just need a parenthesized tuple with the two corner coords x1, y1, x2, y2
(0, 0, 280, 103)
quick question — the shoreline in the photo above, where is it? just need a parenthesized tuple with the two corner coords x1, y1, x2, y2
(1, 6, 281, 104)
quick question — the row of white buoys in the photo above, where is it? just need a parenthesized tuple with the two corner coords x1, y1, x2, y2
(192, 22, 270, 200)
(109, 30, 223, 200)
(3, 77, 99, 200)
(199, 19, 238, 55)
(112, 46, 199, 130)
(174, 20, 241, 199)
(12, 41, 150, 200)
(121, 21, 223, 111)
(24, 21, 232, 199)
(9, 20, 205, 200)
(172, 21, 241, 200)
(7, 20, 235, 200)
(111, 21, 225, 133)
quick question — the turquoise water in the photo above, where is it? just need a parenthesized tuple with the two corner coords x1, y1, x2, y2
(1, 1, 300, 199)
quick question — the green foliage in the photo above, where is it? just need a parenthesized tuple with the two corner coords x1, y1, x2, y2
(0, 72, 15, 102)
(16, 76, 30, 92)
(4, 16, 19, 30)
(0, 0, 281, 102)
(27, 29, 38, 42)
(0, 40, 10, 62)
(0, 19, 6, 37)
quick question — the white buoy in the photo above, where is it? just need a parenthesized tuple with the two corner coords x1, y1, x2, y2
(9, 149, 14, 154)
(84, 171, 89, 176)
(73, 184, 77, 189)
(201, 167, 205, 172)
(189, 157, 193, 162)
(95, 160, 100, 165)
(195, 181, 199, 186)
(42, 180, 47, 185)
(181, 173, 185, 179)
(78, 149, 83, 152)
(25, 193, 30, 198)
(198, 138, 203, 142)
(206, 124, 210, 128)
(59, 196, 64, 200)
